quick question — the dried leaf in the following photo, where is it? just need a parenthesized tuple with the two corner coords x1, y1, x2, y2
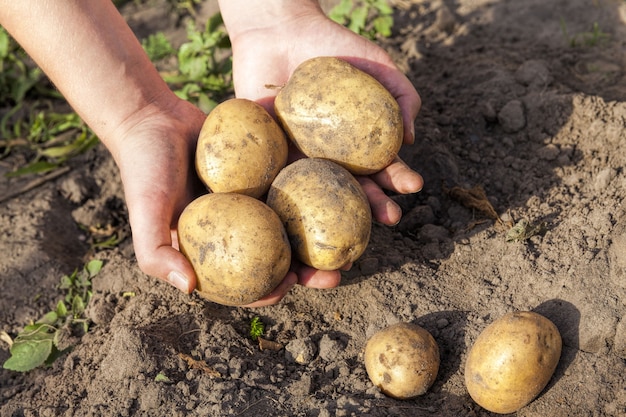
(178, 353, 221, 378)
(0, 331, 13, 348)
(258, 337, 283, 351)
(446, 184, 501, 223)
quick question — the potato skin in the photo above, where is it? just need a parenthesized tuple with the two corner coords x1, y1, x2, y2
(274, 57, 403, 175)
(364, 323, 440, 399)
(196, 98, 288, 198)
(464, 311, 562, 414)
(266, 158, 371, 270)
(178, 193, 291, 306)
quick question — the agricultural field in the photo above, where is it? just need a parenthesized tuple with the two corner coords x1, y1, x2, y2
(1, 0, 626, 416)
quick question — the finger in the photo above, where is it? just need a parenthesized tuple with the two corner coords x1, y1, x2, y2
(292, 262, 342, 288)
(243, 272, 298, 308)
(369, 157, 424, 194)
(127, 196, 197, 294)
(394, 72, 421, 145)
(357, 176, 402, 225)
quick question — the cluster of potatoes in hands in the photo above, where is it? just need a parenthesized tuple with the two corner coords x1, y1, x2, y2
(178, 56, 400, 307)
(177, 56, 563, 414)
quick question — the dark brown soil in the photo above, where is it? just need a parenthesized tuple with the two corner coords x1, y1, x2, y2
(2, 1, 626, 416)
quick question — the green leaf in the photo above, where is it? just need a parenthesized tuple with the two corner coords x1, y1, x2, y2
(39, 142, 82, 159)
(86, 259, 103, 277)
(348, 6, 369, 34)
(155, 372, 171, 383)
(3, 326, 54, 372)
(329, 0, 354, 24)
(56, 300, 68, 318)
(373, 0, 393, 15)
(0, 28, 10, 58)
(5, 160, 60, 178)
(72, 295, 85, 317)
(59, 273, 75, 290)
(37, 311, 58, 326)
(205, 12, 224, 34)
(373, 15, 394, 37)
(197, 93, 218, 114)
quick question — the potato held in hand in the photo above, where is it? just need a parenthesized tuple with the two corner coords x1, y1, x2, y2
(196, 98, 288, 198)
(464, 311, 562, 414)
(364, 323, 440, 399)
(178, 193, 291, 306)
(266, 158, 371, 270)
(274, 56, 403, 175)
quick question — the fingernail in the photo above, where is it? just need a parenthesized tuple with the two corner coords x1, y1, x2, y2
(409, 123, 415, 144)
(167, 271, 190, 293)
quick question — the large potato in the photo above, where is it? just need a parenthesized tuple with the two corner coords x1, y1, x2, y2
(274, 56, 403, 175)
(464, 311, 562, 414)
(196, 98, 288, 198)
(178, 193, 291, 306)
(266, 158, 371, 270)
(364, 323, 440, 399)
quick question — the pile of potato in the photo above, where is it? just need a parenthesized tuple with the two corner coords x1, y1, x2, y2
(178, 56, 402, 306)
(364, 311, 562, 413)
(177, 56, 563, 413)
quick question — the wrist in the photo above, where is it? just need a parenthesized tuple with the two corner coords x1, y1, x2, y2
(218, 0, 324, 41)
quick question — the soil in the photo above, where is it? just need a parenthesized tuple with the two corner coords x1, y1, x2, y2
(2, 0, 626, 416)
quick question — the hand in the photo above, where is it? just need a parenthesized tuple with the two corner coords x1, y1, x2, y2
(112, 97, 207, 294)
(227, 10, 424, 307)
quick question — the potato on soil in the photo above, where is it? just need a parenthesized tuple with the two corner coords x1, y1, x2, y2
(196, 98, 288, 198)
(364, 322, 440, 400)
(177, 193, 291, 306)
(464, 311, 562, 414)
(274, 56, 403, 175)
(266, 158, 371, 271)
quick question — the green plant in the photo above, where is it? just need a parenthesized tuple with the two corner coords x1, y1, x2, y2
(560, 19, 610, 48)
(2, 107, 99, 177)
(142, 32, 175, 62)
(1, 26, 99, 177)
(2, 259, 103, 372)
(329, 0, 394, 40)
(163, 13, 233, 113)
(0, 26, 54, 106)
(170, 0, 203, 17)
(249, 316, 265, 341)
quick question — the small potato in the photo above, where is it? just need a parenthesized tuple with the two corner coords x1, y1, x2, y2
(364, 323, 440, 399)
(178, 193, 291, 306)
(196, 98, 288, 198)
(274, 57, 403, 175)
(266, 158, 371, 270)
(464, 311, 562, 414)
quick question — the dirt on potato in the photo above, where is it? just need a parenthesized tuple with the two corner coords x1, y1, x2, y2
(1, 0, 626, 416)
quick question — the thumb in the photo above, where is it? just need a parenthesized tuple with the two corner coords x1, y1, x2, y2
(128, 198, 197, 294)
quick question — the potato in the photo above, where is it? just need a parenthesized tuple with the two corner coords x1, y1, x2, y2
(274, 56, 403, 175)
(266, 158, 371, 270)
(177, 193, 291, 306)
(364, 323, 440, 399)
(196, 98, 288, 198)
(464, 311, 562, 414)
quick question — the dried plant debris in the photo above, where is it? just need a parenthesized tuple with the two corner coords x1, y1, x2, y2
(177, 352, 221, 378)
(258, 337, 283, 352)
(446, 184, 502, 224)
(506, 219, 547, 243)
